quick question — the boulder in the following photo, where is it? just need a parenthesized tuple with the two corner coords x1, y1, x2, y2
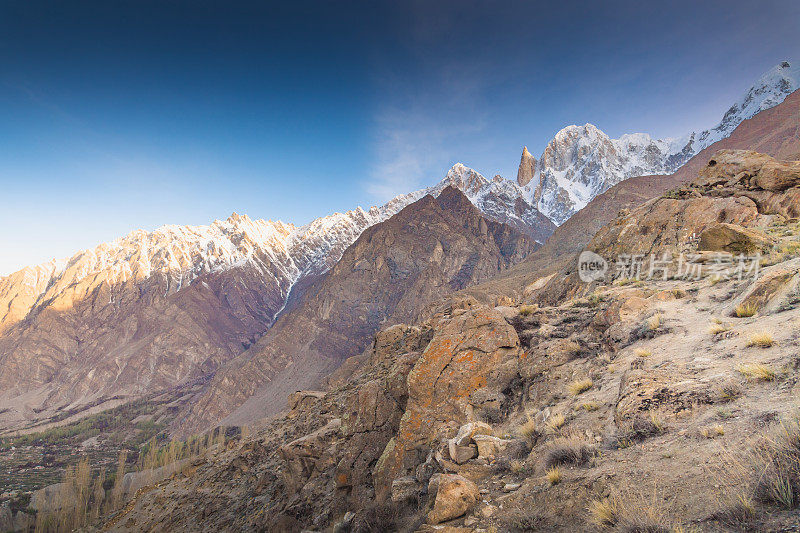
(278, 418, 341, 493)
(453, 421, 494, 446)
(698, 223, 773, 254)
(448, 441, 478, 464)
(730, 258, 800, 315)
(390, 476, 421, 503)
(472, 435, 507, 459)
(427, 474, 480, 524)
(287, 390, 326, 411)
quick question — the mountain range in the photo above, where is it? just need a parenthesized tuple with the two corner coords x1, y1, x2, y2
(0, 61, 797, 437)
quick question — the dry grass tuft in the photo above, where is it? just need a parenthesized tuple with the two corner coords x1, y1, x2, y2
(543, 438, 596, 469)
(519, 305, 537, 316)
(647, 314, 662, 331)
(750, 416, 800, 509)
(578, 401, 600, 412)
(564, 339, 582, 355)
(736, 362, 776, 381)
(516, 414, 540, 441)
(568, 378, 594, 396)
(735, 303, 759, 318)
(713, 379, 743, 402)
(510, 459, 525, 475)
(709, 322, 731, 335)
(634, 348, 652, 358)
(588, 498, 618, 528)
(546, 413, 566, 432)
(746, 331, 774, 348)
(546, 466, 562, 485)
(700, 424, 725, 439)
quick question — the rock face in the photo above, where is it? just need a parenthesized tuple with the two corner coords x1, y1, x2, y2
(373, 305, 521, 498)
(94, 149, 800, 533)
(524, 62, 800, 224)
(517, 146, 536, 186)
(176, 187, 537, 434)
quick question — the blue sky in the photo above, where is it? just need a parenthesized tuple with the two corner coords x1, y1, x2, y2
(1, 0, 799, 275)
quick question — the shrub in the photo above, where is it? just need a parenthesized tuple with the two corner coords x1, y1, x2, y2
(735, 303, 759, 318)
(568, 378, 594, 396)
(746, 332, 774, 348)
(736, 363, 776, 381)
(517, 417, 539, 441)
(647, 314, 662, 331)
(619, 413, 664, 443)
(519, 305, 537, 316)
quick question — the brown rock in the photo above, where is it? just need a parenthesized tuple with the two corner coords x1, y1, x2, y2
(373, 307, 519, 498)
(698, 223, 773, 254)
(731, 258, 800, 315)
(427, 474, 479, 524)
(448, 441, 478, 464)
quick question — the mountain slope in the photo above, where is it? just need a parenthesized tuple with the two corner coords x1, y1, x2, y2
(523, 61, 800, 224)
(175, 186, 537, 434)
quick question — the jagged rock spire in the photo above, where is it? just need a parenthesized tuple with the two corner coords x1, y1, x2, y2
(517, 146, 536, 187)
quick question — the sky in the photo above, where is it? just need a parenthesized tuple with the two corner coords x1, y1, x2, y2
(1, 0, 799, 275)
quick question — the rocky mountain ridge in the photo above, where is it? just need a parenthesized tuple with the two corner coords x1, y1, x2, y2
(521, 61, 800, 224)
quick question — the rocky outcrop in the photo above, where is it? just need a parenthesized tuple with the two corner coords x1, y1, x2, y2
(698, 223, 773, 254)
(373, 305, 521, 499)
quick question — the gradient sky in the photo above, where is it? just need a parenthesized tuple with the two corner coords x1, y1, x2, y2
(1, 0, 799, 275)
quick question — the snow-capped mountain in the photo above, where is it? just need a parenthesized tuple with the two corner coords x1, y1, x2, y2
(0, 164, 553, 340)
(524, 61, 800, 224)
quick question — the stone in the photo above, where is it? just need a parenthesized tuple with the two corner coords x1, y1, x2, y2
(453, 422, 494, 446)
(698, 223, 773, 254)
(448, 440, 478, 464)
(502, 482, 521, 492)
(391, 476, 421, 503)
(288, 391, 326, 411)
(374, 307, 521, 497)
(472, 435, 507, 459)
(427, 474, 480, 525)
(278, 419, 341, 493)
(730, 258, 800, 315)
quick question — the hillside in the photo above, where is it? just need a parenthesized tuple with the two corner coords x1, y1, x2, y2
(83, 149, 800, 533)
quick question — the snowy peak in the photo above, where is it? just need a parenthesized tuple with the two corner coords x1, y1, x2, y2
(696, 60, 800, 149)
(528, 61, 800, 225)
